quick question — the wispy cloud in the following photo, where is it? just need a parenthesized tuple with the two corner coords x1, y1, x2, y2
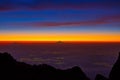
(94, 62, 112, 68)
(3, 14, 119, 27)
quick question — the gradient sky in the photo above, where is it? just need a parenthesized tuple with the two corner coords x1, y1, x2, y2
(0, 0, 120, 41)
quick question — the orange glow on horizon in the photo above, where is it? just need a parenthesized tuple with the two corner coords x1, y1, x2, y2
(0, 32, 120, 42)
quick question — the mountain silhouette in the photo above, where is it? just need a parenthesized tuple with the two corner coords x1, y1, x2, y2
(0, 52, 120, 80)
(109, 52, 120, 80)
(95, 52, 120, 80)
(95, 74, 108, 80)
(0, 52, 90, 80)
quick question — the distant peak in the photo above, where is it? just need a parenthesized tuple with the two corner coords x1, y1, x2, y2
(56, 41, 63, 44)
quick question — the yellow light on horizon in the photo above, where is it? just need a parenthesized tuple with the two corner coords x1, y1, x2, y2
(0, 32, 120, 42)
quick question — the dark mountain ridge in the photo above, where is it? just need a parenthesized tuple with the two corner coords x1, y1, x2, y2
(0, 52, 120, 80)
(0, 52, 89, 80)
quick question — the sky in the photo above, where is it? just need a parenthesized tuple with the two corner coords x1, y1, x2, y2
(0, 0, 120, 41)
(0, 1, 120, 79)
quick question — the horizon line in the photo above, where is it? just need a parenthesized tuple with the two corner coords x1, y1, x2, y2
(0, 41, 120, 43)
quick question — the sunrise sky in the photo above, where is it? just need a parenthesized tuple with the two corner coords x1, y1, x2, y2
(0, 0, 120, 41)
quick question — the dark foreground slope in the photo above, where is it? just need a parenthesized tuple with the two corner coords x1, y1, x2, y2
(0, 52, 120, 80)
(95, 74, 108, 80)
(109, 52, 120, 80)
(95, 52, 120, 80)
(0, 52, 89, 80)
